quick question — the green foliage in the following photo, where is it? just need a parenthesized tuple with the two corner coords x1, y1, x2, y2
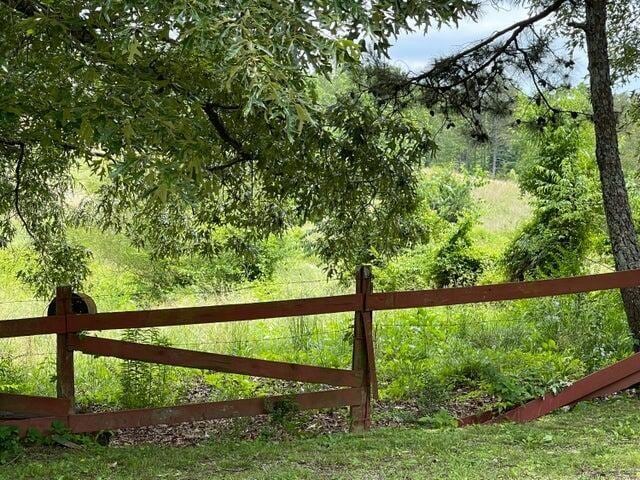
(374, 167, 482, 291)
(118, 329, 178, 409)
(0, 426, 20, 464)
(265, 397, 301, 430)
(523, 293, 633, 371)
(421, 168, 484, 223)
(205, 373, 258, 402)
(429, 218, 483, 288)
(308, 79, 435, 279)
(417, 409, 458, 429)
(503, 89, 600, 281)
(16, 240, 92, 299)
(415, 372, 451, 416)
(0, 0, 476, 293)
(374, 244, 434, 292)
(0, 356, 21, 393)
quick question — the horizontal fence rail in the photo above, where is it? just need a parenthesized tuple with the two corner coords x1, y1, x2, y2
(4, 270, 640, 339)
(368, 269, 640, 310)
(0, 295, 362, 338)
(68, 335, 362, 387)
(2, 267, 640, 436)
(0, 393, 71, 418)
(2, 389, 363, 436)
(0, 314, 65, 338)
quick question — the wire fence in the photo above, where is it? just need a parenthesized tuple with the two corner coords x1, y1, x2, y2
(0, 278, 345, 306)
(0, 273, 621, 365)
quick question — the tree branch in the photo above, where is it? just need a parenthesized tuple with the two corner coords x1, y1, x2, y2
(408, 0, 568, 85)
(11, 140, 37, 242)
(202, 102, 254, 171)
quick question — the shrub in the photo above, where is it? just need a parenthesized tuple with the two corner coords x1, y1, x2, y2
(429, 218, 484, 288)
(0, 426, 20, 464)
(374, 244, 434, 292)
(502, 162, 596, 280)
(420, 167, 485, 223)
(503, 88, 600, 281)
(0, 356, 21, 393)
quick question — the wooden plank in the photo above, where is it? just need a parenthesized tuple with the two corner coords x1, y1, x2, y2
(490, 352, 640, 423)
(56, 287, 74, 413)
(69, 335, 361, 387)
(457, 410, 497, 427)
(573, 369, 640, 403)
(0, 393, 71, 417)
(350, 266, 373, 432)
(368, 269, 640, 311)
(0, 315, 65, 338)
(67, 294, 361, 333)
(363, 313, 378, 400)
(68, 388, 362, 433)
(0, 416, 66, 437)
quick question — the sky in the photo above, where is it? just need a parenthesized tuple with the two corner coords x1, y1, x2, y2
(387, 3, 593, 85)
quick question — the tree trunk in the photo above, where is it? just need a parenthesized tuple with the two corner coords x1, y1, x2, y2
(492, 142, 498, 177)
(585, 0, 640, 348)
(491, 117, 498, 177)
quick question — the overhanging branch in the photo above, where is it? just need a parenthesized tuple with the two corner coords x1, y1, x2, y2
(11, 140, 37, 242)
(202, 103, 254, 171)
(408, 0, 568, 86)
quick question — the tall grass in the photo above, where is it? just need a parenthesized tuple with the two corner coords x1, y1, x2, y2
(1, 177, 633, 416)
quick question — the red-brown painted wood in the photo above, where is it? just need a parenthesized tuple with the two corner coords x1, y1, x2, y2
(490, 352, 640, 423)
(576, 370, 640, 402)
(0, 416, 65, 437)
(363, 314, 378, 400)
(350, 266, 373, 432)
(56, 287, 75, 413)
(67, 294, 361, 333)
(0, 315, 65, 338)
(0, 393, 71, 418)
(69, 335, 361, 387)
(68, 388, 362, 433)
(368, 269, 640, 311)
(457, 409, 497, 427)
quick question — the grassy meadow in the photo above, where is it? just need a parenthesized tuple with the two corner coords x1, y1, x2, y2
(0, 176, 633, 419)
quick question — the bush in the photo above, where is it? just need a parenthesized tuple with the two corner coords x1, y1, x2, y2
(0, 426, 20, 464)
(374, 244, 434, 292)
(0, 356, 21, 393)
(420, 167, 484, 223)
(521, 293, 632, 371)
(502, 161, 596, 281)
(504, 88, 600, 281)
(429, 218, 483, 288)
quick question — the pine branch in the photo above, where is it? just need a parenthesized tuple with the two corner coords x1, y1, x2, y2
(408, 0, 568, 87)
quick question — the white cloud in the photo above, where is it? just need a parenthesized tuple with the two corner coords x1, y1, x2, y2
(389, 5, 529, 73)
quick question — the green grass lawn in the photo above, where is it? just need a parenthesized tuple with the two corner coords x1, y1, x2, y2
(5, 397, 640, 480)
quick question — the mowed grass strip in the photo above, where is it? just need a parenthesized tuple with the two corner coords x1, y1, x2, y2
(5, 397, 640, 480)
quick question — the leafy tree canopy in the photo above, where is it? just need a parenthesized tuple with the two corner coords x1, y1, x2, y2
(0, 0, 476, 293)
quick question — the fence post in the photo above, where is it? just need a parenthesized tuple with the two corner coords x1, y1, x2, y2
(350, 265, 377, 432)
(56, 286, 75, 413)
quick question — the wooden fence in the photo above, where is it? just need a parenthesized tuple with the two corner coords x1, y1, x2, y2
(3, 266, 640, 436)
